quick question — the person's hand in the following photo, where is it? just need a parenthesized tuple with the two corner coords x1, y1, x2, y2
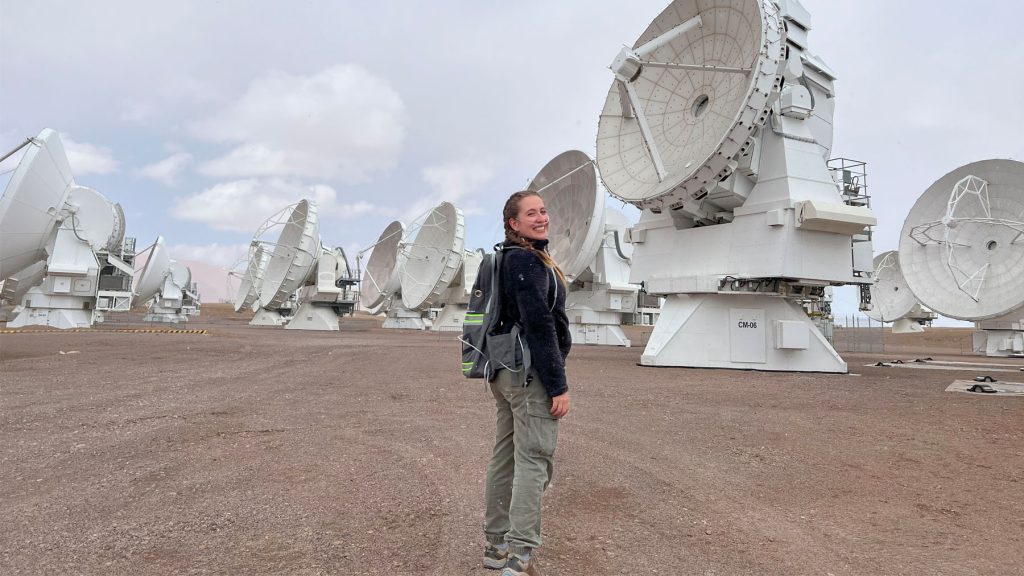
(550, 393, 570, 418)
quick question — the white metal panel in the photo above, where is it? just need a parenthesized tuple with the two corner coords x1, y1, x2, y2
(775, 320, 809, 349)
(730, 308, 766, 363)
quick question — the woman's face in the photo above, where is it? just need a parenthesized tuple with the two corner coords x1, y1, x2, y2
(510, 194, 549, 241)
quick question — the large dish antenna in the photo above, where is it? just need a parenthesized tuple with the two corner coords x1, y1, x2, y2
(360, 220, 405, 309)
(2, 129, 133, 329)
(0, 129, 75, 279)
(528, 150, 606, 281)
(898, 159, 1024, 321)
(594, 1, 877, 372)
(255, 199, 320, 309)
(134, 236, 172, 304)
(400, 202, 465, 311)
(598, 0, 784, 210)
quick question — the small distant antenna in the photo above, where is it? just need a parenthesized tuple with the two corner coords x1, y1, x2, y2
(863, 251, 935, 333)
(399, 201, 465, 312)
(529, 149, 637, 346)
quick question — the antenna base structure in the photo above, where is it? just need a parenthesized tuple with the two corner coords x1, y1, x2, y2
(249, 306, 292, 326)
(285, 248, 360, 331)
(645, 293, 846, 372)
(564, 209, 639, 347)
(432, 304, 467, 332)
(596, 0, 876, 372)
(143, 281, 201, 323)
(383, 306, 432, 330)
(972, 309, 1024, 357)
(286, 302, 341, 331)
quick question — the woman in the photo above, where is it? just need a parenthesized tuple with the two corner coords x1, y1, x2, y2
(483, 190, 572, 576)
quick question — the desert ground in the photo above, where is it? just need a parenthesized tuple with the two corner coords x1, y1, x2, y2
(1, 305, 1022, 575)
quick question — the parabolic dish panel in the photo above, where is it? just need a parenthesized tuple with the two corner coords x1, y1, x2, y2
(596, 0, 783, 208)
(135, 236, 172, 303)
(233, 243, 266, 312)
(0, 128, 75, 279)
(258, 199, 321, 309)
(898, 159, 1024, 320)
(360, 220, 406, 309)
(529, 150, 606, 281)
(401, 202, 465, 310)
(65, 186, 125, 252)
(864, 251, 918, 322)
(170, 261, 191, 291)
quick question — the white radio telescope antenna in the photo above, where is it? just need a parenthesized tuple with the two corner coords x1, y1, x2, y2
(132, 238, 196, 323)
(899, 159, 1024, 356)
(529, 150, 638, 346)
(359, 220, 432, 329)
(258, 199, 320, 309)
(596, 1, 876, 372)
(863, 251, 936, 333)
(395, 201, 478, 333)
(134, 236, 173, 304)
(360, 220, 406, 310)
(242, 199, 359, 331)
(243, 199, 319, 326)
(400, 201, 465, 312)
(2, 129, 135, 328)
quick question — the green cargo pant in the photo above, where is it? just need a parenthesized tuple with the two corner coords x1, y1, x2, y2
(483, 368, 560, 556)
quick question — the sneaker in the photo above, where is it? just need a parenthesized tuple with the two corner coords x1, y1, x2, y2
(483, 544, 508, 570)
(501, 553, 537, 576)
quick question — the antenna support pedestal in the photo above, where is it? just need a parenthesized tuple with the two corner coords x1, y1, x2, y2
(286, 302, 340, 331)
(641, 293, 847, 373)
(383, 306, 431, 330)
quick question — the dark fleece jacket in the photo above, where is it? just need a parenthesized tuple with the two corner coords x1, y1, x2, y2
(497, 239, 571, 397)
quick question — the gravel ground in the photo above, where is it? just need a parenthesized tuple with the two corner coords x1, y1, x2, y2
(2, 306, 1022, 575)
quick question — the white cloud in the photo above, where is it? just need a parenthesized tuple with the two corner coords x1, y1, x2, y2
(61, 134, 118, 175)
(403, 160, 494, 223)
(139, 152, 193, 186)
(191, 64, 405, 183)
(118, 99, 154, 124)
(171, 177, 391, 233)
(167, 242, 249, 268)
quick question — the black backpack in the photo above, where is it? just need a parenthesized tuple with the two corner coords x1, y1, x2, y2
(460, 244, 531, 382)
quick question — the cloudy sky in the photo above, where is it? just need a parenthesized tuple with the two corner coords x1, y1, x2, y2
(2, 1, 1022, 318)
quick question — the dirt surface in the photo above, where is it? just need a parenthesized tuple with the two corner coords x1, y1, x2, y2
(2, 305, 1022, 575)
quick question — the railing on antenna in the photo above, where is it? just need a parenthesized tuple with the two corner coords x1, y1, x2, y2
(828, 157, 873, 283)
